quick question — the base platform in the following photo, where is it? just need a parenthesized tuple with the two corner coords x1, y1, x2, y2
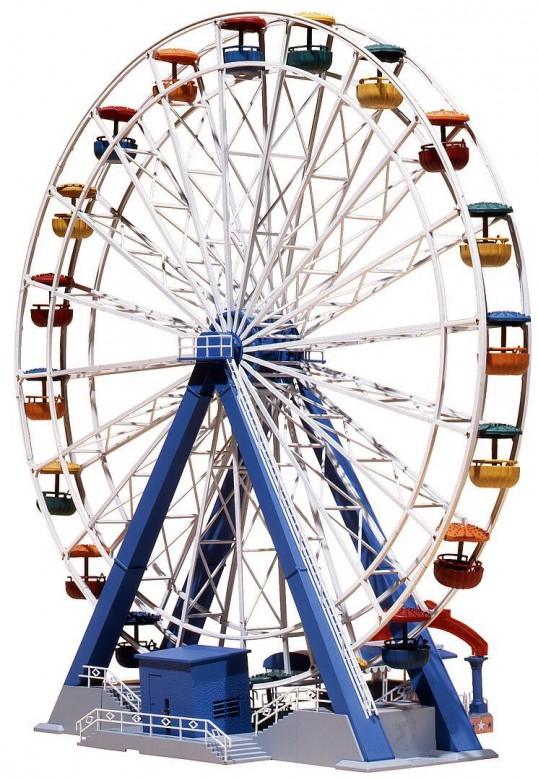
(37, 687, 497, 769)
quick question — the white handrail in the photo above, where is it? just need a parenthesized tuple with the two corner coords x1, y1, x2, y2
(228, 361, 377, 719)
(252, 686, 331, 733)
(76, 708, 231, 761)
(79, 666, 141, 711)
(374, 681, 417, 705)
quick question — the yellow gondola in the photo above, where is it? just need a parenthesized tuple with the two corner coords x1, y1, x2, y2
(469, 459, 519, 488)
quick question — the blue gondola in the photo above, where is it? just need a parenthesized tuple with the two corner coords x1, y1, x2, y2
(287, 45, 332, 74)
(40, 491, 76, 516)
(382, 638, 431, 670)
(94, 136, 138, 163)
(223, 45, 264, 76)
(94, 106, 138, 163)
(365, 44, 406, 63)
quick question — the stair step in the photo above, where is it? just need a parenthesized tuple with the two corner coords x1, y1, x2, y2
(229, 740, 259, 747)
(102, 690, 139, 713)
(212, 744, 271, 764)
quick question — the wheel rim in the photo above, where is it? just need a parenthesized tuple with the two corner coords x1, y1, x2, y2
(16, 13, 529, 665)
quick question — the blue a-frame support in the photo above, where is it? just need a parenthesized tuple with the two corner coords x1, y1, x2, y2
(65, 364, 215, 685)
(215, 367, 394, 761)
(65, 360, 392, 760)
(299, 384, 481, 753)
(63, 357, 479, 760)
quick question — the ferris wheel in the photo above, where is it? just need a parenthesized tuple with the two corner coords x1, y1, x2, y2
(16, 10, 529, 766)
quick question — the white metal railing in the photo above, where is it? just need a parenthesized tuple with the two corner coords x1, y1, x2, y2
(228, 361, 377, 719)
(177, 336, 196, 361)
(252, 686, 331, 734)
(374, 681, 418, 705)
(76, 708, 231, 761)
(80, 666, 141, 711)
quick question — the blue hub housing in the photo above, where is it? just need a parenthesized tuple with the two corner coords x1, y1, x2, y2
(195, 313, 304, 383)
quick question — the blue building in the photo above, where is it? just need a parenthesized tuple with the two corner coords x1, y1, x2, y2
(136, 645, 252, 735)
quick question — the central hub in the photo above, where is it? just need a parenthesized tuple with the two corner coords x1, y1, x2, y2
(195, 312, 304, 378)
(195, 331, 243, 363)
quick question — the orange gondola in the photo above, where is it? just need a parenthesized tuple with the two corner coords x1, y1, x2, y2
(65, 544, 109, 600)
(486, 310, 529, 375)
(65, 576, 106, 599)
(487, 346, 529, 375)
(23, 369, 65, 420)
(24, 395, 65, 421)
(153, 48, 199, 103)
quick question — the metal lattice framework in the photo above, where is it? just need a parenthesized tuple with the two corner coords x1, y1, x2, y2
(16, 12, 528, 724)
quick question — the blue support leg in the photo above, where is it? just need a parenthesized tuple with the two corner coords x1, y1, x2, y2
(65, 365, 215, 685)
(466, 656, 488, 715)
(216, 367, 394, 762)
(298, 383, 481, 753)
(300, 385, 405, 601)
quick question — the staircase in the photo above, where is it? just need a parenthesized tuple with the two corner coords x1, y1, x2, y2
(211, 734, 271, 764)
(103, 684, 141, 712)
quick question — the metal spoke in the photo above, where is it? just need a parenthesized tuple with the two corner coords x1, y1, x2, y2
(29, 281, 191, 337)
(244, 319, 477, 354)
(50, 185, 209, 329)
(149, 59, 226, 325)
(241, 211, 460, 347)
(242, 355, 472, 429)
(239, 119, 418, 339)
(232, 27, 292, 329)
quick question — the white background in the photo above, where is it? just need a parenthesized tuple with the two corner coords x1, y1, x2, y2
(1, 1, 536, 778)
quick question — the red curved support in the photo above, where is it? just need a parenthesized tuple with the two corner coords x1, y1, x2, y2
(372, 602, 488, 656)
(425, 600, 488, 657)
